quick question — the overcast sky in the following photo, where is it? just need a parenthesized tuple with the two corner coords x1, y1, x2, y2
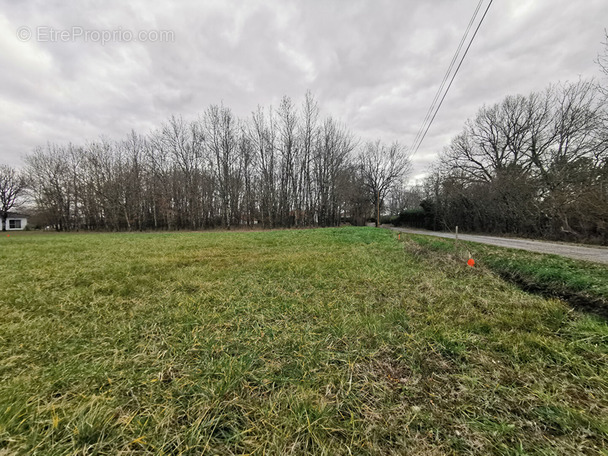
(1, 0, 607, 182)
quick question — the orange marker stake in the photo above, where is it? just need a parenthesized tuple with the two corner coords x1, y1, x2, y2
(467, 258, 475, 267)
(398, 233, 401, 240)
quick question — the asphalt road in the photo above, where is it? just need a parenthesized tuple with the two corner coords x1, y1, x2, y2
(389, 227, 608, 265)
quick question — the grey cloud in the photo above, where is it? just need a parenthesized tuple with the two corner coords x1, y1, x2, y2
(0, 0, 606, 179)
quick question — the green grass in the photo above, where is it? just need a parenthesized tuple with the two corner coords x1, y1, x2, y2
(408, 233, 608, 317)
(1, 227, 607, 455)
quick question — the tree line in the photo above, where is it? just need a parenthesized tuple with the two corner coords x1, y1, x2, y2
(1, 93, 410, 231)
(411, 78, 608, 244)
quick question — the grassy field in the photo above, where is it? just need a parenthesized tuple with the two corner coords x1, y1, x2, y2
(1, 227, 607, 455)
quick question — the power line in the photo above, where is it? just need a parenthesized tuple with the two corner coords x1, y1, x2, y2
(412, 0, 493, 155)
(410, 0, 484, 152)
(411, 0, 494, 156)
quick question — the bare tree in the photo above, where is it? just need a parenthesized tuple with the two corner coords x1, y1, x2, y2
(276, 96, 304, 226)
(388, 183, 424, 215)
(26, 145, 75, 231)
(249, 105, 278, 227)
(359, 141, 411, 227)
(298, 91, 320, 226)
(20, 92, 399, 233)
(315, 118, 357, 226)
(431, 79, 608, 242)
(0, 164, 27, 231)
(204, 105, 240, 229)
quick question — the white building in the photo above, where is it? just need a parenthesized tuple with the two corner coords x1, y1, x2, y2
(3, 212, 28, 231)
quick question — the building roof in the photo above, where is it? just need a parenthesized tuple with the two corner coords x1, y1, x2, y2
(5, 212, 28, 218)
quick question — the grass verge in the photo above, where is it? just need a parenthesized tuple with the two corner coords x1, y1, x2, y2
(406, 233, 608, 319)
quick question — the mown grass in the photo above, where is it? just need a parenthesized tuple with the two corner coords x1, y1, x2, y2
(1, 227, 607, 455)
(408, 233, 608, 318)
